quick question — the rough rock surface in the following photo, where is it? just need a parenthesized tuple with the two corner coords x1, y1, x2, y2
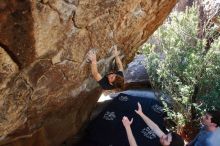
(125, 55, 148, 83)
(0, 0, 177, 145)
(124, 55, 151, 89)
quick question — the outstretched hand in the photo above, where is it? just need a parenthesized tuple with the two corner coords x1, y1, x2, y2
(88, 50, 97, 62)
(159, 133, 172, 146)
(113, 45, 120, 56)
(122, 116, 133, 128)
(135, 102, 143, 115)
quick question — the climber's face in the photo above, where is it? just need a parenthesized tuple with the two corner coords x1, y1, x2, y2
(107, 73, 116, 84)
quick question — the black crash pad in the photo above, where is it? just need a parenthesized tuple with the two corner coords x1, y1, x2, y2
(78, 93, 166, 146)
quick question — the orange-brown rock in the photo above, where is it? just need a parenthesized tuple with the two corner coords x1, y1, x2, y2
(0, 0, 177, 145)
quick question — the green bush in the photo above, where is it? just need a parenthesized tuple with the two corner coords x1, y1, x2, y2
(141, 5, 220, 129)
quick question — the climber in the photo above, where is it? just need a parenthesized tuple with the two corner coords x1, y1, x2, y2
(88, 45, 124, 90)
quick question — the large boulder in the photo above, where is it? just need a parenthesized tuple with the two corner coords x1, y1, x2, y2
(0, 0, 177, 145)
(124, 55, 151, 89)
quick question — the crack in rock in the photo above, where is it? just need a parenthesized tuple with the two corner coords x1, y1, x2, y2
(40, 0, 77, 23)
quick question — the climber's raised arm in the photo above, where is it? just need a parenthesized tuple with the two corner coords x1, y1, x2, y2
(113, 45, 123, 71)
(88, 48, 124, 90)
(88, 51, 102, 81)
(135, 102, 165, 138)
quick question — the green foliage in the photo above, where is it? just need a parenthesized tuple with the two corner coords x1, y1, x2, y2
(141, 5, 220, 128)
(198, 39, 220, 109)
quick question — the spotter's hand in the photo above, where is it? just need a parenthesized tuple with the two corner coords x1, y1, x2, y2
(122, 116, 133, 128)
(135, 102, 143, 115)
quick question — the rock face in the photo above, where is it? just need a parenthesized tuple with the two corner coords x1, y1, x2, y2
(124, 55, 151, 89)
(0, 0, 177, 145)
(125, 55, 148, 83)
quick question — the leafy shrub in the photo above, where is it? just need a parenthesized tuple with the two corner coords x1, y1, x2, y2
(141, 5, 220, 129)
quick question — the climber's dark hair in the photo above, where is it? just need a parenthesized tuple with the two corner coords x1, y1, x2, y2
(112, 75, 124, 89)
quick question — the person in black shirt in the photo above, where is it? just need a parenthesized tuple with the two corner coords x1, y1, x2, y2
(88, 45, 124, 90)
